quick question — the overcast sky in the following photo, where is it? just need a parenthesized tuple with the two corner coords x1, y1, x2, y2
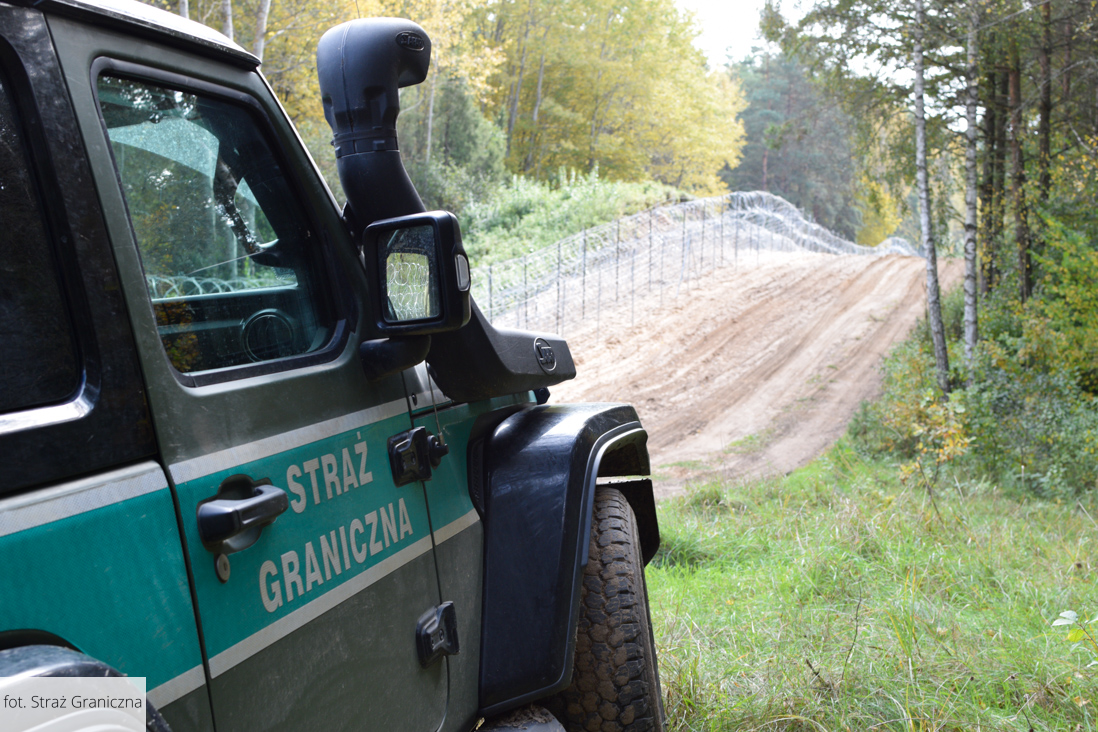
(674, 0, 806, 69)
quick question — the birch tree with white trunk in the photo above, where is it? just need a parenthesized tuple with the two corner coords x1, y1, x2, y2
(913, 0, 950, 394)
(253, 0, 272, 61)
(963, 0, 979, 371)
(221, 0, 233, 41)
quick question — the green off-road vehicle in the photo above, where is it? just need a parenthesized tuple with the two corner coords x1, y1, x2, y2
(0, 2, 662, 731)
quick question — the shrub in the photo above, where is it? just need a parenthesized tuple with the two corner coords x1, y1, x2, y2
(1035, 218, 1098, 394)
(965, 337, 1098, 497)
(460, 169, 684, 265)
(854, 279, 1098, 497)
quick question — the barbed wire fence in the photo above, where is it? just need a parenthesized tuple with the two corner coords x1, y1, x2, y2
(471, 190, 920, 337)
(144, 273, 287, 298)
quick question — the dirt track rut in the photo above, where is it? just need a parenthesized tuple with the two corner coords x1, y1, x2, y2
(550, 252, 962, 498)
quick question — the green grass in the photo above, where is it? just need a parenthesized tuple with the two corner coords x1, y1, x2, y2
(724, 430, 775, 456)
(648, 438, 1098, 731)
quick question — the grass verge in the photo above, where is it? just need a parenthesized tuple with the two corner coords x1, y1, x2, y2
(648, 438, 1098, 731)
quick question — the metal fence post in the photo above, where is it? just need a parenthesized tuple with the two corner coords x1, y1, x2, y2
(631, 248, 635, 328)
(660, 214, 665, 308)
(615, 219, 620, 304)
(700, 201, 705, 274)
(596, 265, 602, 344)
(561, 269, 566, 336)
(556, 240, 562, 334)
(582, 230, 587, 317)
(648, 210, 653, 290)
(677, 232, 687, 298)
(681, 209, 687, 287)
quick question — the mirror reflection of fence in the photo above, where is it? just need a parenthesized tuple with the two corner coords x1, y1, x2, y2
(383, 224, 440, 323)
(472, 191, 919, 340)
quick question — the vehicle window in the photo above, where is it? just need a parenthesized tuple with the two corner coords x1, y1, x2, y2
(0, 68, 80, 413)
(97, 74, 333, 374)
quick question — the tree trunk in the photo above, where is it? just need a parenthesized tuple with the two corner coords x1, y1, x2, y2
(425, 75, 437, 165)
(221, 0, 233, 41)
(506, 16, 531, 159)
(253, 0, 272, 62)
(979, 67, 997, 295)
(992, 68, 1008, 285)
(1062, 13, 1073, 116)
(178, 0, 188, 20)
(531, 51, 546, 126)
(1009, 44, 1032, 302)
(524, 51, 546, 173)
(763, 50, 771, 191)
(963, 0, 979, 370)
(587, 67, 604, 171)
(913, 0, 950, 395)
(1037, 0, 1053, 204)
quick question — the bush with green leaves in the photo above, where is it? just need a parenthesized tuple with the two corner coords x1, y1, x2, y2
(459, 169, 684, 266)
(851, 269, 1098, 496)
(964, 338, 1098, 496)
(1034, 217, 1098, 394)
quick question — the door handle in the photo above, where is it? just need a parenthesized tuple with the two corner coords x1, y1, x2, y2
(198, 476, 288, 555)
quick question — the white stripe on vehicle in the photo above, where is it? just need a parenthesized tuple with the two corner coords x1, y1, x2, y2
(433, 509, 479, 545)
(169, 398, 409, 485)
(208, 534, 434, 677)
(0, 462, 167, 537)
(208, 506, 476, 677)
(147, 664, 205, 709)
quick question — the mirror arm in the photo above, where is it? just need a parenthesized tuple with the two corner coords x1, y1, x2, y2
(359, 336, 431, 382)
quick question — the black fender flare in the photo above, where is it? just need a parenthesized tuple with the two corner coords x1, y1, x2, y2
(471, 403, 660, 716)
(0, 644, 170, 731)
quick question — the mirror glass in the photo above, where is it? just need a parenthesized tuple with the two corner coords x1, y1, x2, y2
(383, 224, 441, 322)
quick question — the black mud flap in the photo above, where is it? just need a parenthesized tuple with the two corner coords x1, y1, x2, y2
(471, 403, 659, 716)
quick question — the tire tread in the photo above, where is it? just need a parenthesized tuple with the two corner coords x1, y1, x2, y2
(548, 488, 663, 732)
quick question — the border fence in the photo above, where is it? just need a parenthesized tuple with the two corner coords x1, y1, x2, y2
(471, 190, 920, 336)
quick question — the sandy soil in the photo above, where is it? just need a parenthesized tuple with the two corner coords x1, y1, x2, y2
(550, 252, 963, 499)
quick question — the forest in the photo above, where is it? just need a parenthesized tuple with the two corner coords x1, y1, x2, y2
(768, 0, 1098, 496)
(148, 0, 744, 239)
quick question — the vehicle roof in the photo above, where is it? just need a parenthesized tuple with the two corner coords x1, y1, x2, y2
(27, 0, 259, 68)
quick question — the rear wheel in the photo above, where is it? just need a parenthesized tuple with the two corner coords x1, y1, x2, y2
(547, 487, 664, 732)
(0, 645, 171, 731)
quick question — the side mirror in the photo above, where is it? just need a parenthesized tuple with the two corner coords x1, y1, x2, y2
(363, 211, 471, 335)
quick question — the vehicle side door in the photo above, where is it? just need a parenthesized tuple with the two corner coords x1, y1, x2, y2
(0, 5, 209, 730)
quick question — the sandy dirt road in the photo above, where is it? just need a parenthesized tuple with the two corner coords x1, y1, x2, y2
(550, 252, 963, 498)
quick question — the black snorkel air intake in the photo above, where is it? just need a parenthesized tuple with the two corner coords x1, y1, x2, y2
(316, 18, 577, 401)
(316, 19, 431, 235)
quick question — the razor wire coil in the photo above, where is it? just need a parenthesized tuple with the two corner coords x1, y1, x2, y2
(471, 190, 920, 336)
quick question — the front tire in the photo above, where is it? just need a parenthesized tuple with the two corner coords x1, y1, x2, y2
(548, 487, 664, 732)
